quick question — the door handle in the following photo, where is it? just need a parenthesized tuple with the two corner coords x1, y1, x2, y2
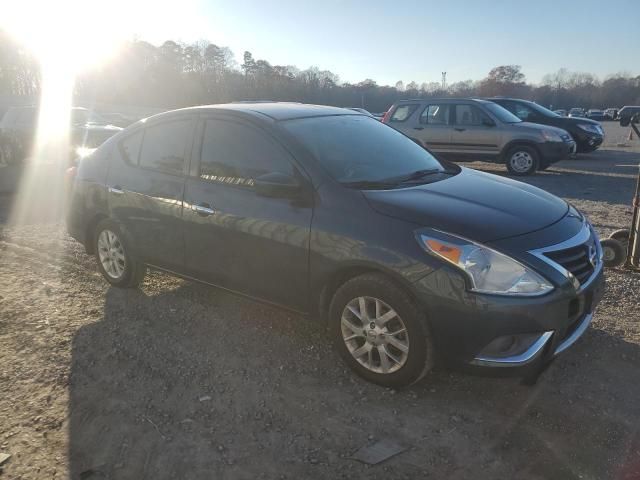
(454, 128, 466, 132)
(193, 203, 215, 216)
(108, 186, 125, 195)
(413, 127, 424, 130)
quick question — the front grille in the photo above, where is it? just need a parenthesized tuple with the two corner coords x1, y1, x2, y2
(543, 235, 597, 286)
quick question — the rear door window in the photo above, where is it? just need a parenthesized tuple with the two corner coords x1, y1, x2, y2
(454, 104, 491, 126)
(139, 119, 191, 175)
(390, 104, 418, 122)
(420, 104, 450, 125)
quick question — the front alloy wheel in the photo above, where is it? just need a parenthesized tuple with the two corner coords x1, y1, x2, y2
(330, 273, 434, 387)
(341, 296, 409, 374)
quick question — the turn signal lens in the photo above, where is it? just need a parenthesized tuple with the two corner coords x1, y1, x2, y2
(425, 239, 461, 264)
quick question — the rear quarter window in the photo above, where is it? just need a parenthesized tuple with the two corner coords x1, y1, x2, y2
(390, 104, 418, 122)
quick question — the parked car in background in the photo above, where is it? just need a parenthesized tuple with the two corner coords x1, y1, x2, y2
(0, 106, 122, 166)
(604, 108, 618, 121)
(568, 108, 586, 118)
(586, 109, 606, 121)
(67, 102, 604, 387)
(99, 112, 138, 128)
(489, 98, 604, 153)
(554, 109, 567, 116)
(382, 98, 574, 175)
(618, 106, 640, 126)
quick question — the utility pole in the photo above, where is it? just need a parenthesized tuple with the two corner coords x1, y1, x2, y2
(441, 71, 447, 90)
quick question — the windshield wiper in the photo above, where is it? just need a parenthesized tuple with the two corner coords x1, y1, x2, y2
(343, 169, 445, 190)
(395, 168, 442, 184)
(342, 180, 399, 190)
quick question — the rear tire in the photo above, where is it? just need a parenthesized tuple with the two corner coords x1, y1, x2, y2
(506, 145, 539, 176)
(329, 273, 434, 387)
(94, 219, 146, 288)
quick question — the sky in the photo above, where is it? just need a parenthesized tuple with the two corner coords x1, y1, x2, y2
(3, 0, 639, 86)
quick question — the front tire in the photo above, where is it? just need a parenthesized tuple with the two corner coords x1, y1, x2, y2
(506, 145, 539, 176)
(94, 219, 146, 288)
(329, 273, 434, 387)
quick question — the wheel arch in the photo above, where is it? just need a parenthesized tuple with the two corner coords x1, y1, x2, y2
(316, 263, 422, 328)
(83, 213, 109, 254)
(500, 140, 542, 163)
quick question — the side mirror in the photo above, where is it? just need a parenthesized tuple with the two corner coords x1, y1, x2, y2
(254, 172, 301, 198)
(482, 118, 496, 127)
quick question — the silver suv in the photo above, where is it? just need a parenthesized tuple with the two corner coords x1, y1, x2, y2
(382, 98, 575, 176)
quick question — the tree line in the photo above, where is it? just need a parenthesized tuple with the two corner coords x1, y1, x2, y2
(1, 31, 639, 113)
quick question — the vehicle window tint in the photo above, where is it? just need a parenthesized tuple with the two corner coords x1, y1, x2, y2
(420, 104, 450, 125)
(454, 105, 490, 126)
(200, 119, 292, 188)
(282, 115, 444, 184)
(139, 119, 191, 174)
(390, 104, 418, 122)
(512, 103, 534, 121)
(120, 130, 143, 165)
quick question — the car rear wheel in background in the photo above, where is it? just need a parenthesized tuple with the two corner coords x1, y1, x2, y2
(329, 273, 434, 387)
(94, 219, 146, 288)
(506, 145, 539, 176)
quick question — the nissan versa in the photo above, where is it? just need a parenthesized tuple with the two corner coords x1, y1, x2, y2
(67, 103, 605, 387)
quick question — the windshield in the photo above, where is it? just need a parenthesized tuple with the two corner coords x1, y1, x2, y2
(484, 103, 522, 123)
(526, 101, 561, 118)
(281, 115, 446, 185)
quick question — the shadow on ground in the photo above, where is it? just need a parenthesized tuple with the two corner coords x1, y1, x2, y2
(68, 283, 640, 479)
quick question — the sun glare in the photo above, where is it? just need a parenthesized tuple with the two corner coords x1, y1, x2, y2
(1, 0, 206, 224)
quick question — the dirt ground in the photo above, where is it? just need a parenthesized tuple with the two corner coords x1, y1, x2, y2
(1, 123, 640, 479)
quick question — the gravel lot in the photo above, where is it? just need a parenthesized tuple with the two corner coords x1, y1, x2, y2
(1, 123, 640, 479)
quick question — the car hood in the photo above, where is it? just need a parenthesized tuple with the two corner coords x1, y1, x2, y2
(363, 167, 568, 243)
(557, 116, 600, 127)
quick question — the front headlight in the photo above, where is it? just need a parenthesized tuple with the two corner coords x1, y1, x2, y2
(541, 129, 563, 142)
(577, 123, 602, 135)
(417, 230, 554, 296)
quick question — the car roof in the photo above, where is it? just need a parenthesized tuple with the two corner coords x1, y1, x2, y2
(395, 98, 493, 105)
(148, 102, 359, 122)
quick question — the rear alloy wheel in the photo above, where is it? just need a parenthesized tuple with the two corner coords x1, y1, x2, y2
(98, 229, 126, 280)
(94, 219, 146, 288)
(330, 274, 434, 387)
(506, 146, 538, 176)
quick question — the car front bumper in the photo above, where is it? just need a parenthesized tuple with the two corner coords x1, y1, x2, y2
(538, 141, 575, 163)
(411, 241, 605, 375)
(572, 130, 604, 149)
